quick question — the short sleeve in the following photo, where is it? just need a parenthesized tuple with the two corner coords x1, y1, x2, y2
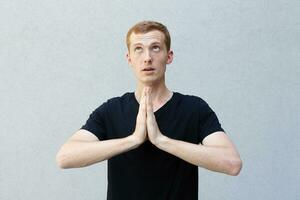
(198, 101, 224, 144)
(81, 102, 107, 141)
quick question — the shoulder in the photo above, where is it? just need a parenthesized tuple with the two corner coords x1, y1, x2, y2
(84, 92, 133, 121)
(95, 92, 133, 112)
(106, 92, 132, 105)
(91, 92, 132, 110)
(175, 92, 209, 109)
(106, 92, 128, 102)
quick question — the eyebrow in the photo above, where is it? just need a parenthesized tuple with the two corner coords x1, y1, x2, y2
(132, 43, 143, 47)
(132, 42, 162, 46)
(151, 42, 161, 46)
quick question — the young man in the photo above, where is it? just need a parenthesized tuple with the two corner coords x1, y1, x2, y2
(56, 21, 242, 200)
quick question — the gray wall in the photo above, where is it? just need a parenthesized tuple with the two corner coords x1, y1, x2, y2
(1, 0, 299, 199)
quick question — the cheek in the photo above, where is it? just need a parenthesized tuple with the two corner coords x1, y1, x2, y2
(131, 56, 143, 64)
(157, 56, 168, 65)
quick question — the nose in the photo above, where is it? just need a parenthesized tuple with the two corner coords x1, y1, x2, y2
(143, 50, 152, 64)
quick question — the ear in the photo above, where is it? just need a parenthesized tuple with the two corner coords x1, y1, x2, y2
(126, 52, 132, 65)
(166, 50, 174, 64)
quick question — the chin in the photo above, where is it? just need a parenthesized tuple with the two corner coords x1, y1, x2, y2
(140, 78, 163, 86)
(136, 73, 164, 84)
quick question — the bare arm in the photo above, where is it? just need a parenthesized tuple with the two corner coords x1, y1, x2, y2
(56, 88, 148, 169)
(155, 131, 242, 176)
(55, 129, 140, 169)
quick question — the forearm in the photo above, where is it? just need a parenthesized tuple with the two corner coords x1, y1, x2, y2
(56, 135, 139, 169)
(155, 136, 242, 176)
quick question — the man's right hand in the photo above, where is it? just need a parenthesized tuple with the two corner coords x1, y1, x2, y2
(132, 87, 148, 145)
(56, 87, 151, 169)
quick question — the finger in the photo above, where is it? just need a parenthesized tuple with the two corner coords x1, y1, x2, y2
(138, 90, 147, 117)
(141, 93, 147, 114)
(144, 86, 149, 95)
(146, 91, 153, 115)
(143, 87, 149, 103)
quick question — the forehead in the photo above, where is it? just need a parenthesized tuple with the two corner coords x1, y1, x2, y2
(129, 30, 165, 46)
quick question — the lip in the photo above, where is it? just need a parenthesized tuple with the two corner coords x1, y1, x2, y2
(142, 67, 155, 71)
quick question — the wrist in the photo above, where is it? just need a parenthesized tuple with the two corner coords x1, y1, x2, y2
(153, 134, 168, 148)
(128, 134, 144, 148)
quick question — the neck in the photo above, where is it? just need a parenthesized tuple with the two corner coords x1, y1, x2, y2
(135, 81, 172, 104)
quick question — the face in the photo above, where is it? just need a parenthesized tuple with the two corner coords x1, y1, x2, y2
(126, 30, 173, 85)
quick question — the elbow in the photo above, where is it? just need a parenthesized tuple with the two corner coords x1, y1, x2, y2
(56, 152, 73, 169)
(227, 157, 243, 176)
(56, 151, 89, 169)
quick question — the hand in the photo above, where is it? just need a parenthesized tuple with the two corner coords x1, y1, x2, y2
(146, 88, 165, 146)
(132, 87, 148, 145)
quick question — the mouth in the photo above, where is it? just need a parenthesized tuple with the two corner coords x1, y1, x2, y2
(142, 67, 155, 71)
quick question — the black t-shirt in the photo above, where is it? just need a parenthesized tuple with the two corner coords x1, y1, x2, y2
(81, 91, 224, 200)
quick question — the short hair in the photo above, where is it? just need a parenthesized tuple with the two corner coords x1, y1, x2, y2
(126, 20, 171, 51)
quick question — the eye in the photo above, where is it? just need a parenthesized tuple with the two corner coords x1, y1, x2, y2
(134, 46, 143, 52)
(152, 45, 160, 52)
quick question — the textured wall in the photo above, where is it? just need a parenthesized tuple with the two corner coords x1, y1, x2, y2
(1, 0, 299, 199)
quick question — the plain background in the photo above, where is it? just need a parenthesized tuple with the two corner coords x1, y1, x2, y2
(1, 0, 299, 199)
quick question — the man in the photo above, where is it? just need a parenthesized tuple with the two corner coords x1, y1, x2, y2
(56, 21, 242, 200)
